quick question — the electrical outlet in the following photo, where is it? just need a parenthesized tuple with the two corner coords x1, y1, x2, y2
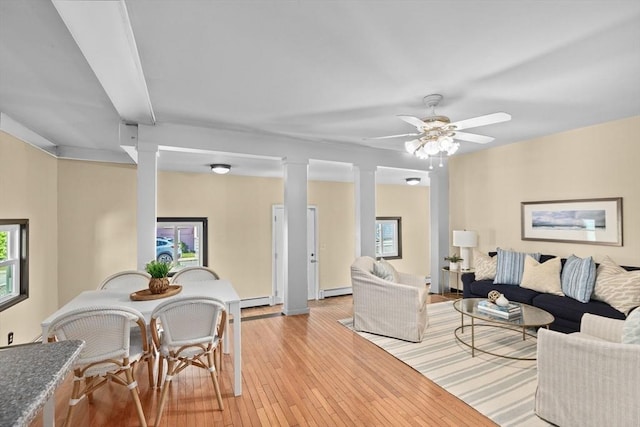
(8, 332, 14, 345)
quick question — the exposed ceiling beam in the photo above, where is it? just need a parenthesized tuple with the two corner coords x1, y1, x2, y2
(52, 0, 155, 125)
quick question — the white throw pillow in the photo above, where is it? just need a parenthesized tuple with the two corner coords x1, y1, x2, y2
(372, 259, 397, 282)
(593, 256, 640, 315)
(519, 256, 564, 296)
(473, 249, 497, 281)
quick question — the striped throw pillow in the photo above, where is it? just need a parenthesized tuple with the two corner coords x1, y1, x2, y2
(494, 248, 541, 285)
(593, 256, 640, 315)
(561, 255, 596, 303)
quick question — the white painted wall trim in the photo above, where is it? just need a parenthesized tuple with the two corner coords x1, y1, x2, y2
(318, 286, 353, 299)
(240, 296, 273, 309)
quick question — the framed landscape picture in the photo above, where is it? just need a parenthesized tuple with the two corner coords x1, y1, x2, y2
(521, 198, 622, 246)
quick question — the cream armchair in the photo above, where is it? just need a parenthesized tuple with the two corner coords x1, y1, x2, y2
(350, 256, 429, 342)
(536, 313, 640, 427)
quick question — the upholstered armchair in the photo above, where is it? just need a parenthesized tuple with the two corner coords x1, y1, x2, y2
(350, 256, 429, 342)
(535, 313, 640, 427)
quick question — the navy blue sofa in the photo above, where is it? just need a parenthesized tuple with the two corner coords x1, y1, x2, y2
(461, 253, 639, 333)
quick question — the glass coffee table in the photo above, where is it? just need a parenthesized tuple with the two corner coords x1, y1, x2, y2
(452, 298, 554, 360)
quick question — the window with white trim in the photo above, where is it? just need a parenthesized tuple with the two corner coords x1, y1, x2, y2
(375, 217, 402, 260)
(0, 219, 29, 311)
(157, 217, 208, 274)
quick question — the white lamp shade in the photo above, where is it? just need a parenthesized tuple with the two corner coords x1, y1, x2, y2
(453, 230, 478, 248)
(453, 230, 477, 271)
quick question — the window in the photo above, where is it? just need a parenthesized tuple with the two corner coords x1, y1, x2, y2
(0, 219, 29, 311)
(375, 217, 402, 259)
(156, 217, 208, 273)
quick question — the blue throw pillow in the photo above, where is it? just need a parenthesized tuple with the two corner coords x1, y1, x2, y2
(561, 255, 596, 303)
(494, 248, 541, 285)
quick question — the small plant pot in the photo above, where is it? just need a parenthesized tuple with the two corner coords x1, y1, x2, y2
(449, 262, 459, 271)
(149, 277, 170, 294)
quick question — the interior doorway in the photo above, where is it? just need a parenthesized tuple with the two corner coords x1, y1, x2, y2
(272, 205, 318, 304)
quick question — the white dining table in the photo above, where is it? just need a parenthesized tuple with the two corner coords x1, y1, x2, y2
(40, 279, 242, 426)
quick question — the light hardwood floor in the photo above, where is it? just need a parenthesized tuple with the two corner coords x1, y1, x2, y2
(31, 293, 496, 426)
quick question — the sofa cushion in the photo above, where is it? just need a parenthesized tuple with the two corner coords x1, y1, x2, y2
(622, 308, 640, 345)
(473, 249, 497, 280)
(520, 256, 563, 295)
(532, 293, 625, 325)
(469, 280, 540, 305)
(593, 256, 640, 315)
(494, 248, 541, 285)
(561, 255, 596, 303)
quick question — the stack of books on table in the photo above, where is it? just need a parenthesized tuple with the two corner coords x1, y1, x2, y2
(477, 300, 522, 319)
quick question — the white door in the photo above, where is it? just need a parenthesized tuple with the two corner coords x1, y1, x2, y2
(307, 207, 318, 300)
(272, 205, 317, 304)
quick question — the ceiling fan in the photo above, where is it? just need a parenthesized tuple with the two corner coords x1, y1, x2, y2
(370, 94, 511, 158)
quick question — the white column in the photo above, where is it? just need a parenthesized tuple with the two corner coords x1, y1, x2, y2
(282, 157, 310, 316)
(354, 163, 377, 258)
(136, 141, 158, 270)
(429, 167, 450, 293)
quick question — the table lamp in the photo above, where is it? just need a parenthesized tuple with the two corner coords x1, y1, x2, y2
(453, 230, 478, 271)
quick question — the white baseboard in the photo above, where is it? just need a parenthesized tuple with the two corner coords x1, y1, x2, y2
(318, 286, 352, 299)
(240, 289, 352, 308)
(240, 296, 272, 309)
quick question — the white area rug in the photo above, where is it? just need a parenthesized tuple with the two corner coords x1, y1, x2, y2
(340, 301, 551, 427)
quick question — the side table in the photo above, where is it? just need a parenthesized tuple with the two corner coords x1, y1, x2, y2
(440, 267, 474, 295)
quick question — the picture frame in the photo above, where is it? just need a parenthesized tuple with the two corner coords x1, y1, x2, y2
(521, 198, 622, 246)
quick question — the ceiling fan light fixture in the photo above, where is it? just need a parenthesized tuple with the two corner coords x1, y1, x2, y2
(210, 164, 231, 174)
(424, 141, 440, 156)
(378, 94, 511, 163)
(405, 177, 421, 186)
(405, 139, 421, 154)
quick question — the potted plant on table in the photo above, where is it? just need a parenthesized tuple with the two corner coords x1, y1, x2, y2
(145, 260, 171, 294)
(444, 254, 463, 272)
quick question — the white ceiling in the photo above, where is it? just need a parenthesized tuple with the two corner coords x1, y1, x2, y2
(1, 1, 639, 186)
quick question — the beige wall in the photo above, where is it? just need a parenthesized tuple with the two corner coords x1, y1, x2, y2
(377, 184, 430, 276)
(0, 132, 58, 345)
(57, 160, 138, 305)
(449, 116, 640, 266)
(308, 181, 356, 290)
(157, 172, 284, 299)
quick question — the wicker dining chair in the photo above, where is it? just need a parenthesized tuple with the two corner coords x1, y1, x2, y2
(47, 306, 150, 427)
(150, 296, 226, 425)
(97, 270, 151, 290)
(97, 270, 156, 388)
(169, 266, 224, 370)
(170, 266, 220, 283)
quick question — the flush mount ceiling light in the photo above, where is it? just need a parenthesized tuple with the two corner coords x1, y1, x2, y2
(405, 177, 421, 186)
(210, 164, 231, 174)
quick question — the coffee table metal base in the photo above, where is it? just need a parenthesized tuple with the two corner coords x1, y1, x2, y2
(454, 320, 541, 361)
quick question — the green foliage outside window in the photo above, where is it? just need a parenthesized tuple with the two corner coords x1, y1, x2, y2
(0, 231, 7, 261)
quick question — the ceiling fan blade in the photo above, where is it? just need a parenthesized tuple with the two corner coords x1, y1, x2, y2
(397, 115, 426, 130)
(453, 131, 494, 144)
(365, 132, 421, 140)
(450, 112, 511, 130)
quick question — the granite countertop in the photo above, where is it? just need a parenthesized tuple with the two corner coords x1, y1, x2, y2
(0, 340, 84, 427)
